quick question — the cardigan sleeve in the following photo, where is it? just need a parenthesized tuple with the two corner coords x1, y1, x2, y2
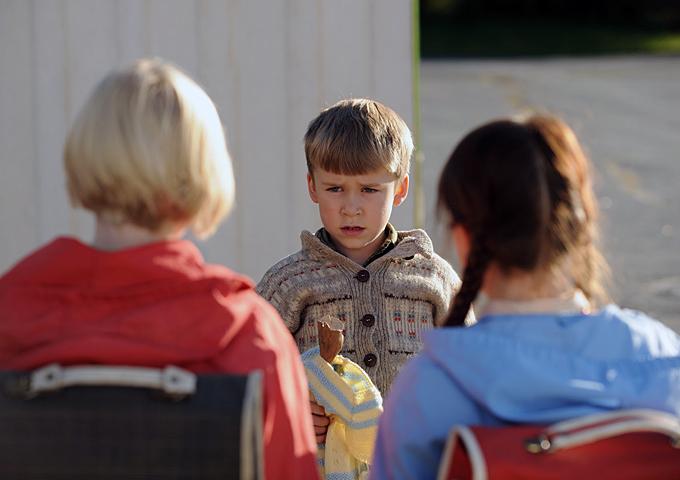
(256, 263, 308, 335)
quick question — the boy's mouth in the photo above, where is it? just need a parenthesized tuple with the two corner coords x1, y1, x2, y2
(340, 226, 365, 236)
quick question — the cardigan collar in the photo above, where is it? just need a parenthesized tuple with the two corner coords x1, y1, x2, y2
(314, 223, 399, 266)
(301, 227, 434, 270)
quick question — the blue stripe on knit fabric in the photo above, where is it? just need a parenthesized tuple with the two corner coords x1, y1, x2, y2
(306, 361, 381, 415)
(339, 370, 368, 383)
(347, 417, 380, 429)
(302, 346, 375, 390)
(311, 386, 348, 420)
(327, 472, 359, 480)
(302, 346, 322, 361)
(310, 385, 381, 430)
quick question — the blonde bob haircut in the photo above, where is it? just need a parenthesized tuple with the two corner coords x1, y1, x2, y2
(304, 98, 413, 180)
(64, 58, 234, 238)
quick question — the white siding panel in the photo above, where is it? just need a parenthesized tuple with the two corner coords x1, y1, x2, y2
(64, 0, 119, 238)
(320, 1, 374, 103)
(0, 0, 38, 266)
(147, 0, 198, 76)
(64, 0, 119, 119)
(0, 1, 414, 279)
(373, 0, 413, 121)
(194, 0, 239, 269)
(283, 0, 322, 259)
(373, 0, 414, 230)
(33, 0, 70, 242)
(232, 0, 289, 280)
(115, 0, 147, 64)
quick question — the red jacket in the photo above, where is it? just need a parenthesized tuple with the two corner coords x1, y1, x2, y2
(0, 238, 318, 480)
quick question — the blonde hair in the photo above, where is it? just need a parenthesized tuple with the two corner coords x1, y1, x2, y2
(64, 58, 234, 238)
(304, 98, 413, 179)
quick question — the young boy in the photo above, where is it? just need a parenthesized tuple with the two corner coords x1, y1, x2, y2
(257, 98, 465, 399)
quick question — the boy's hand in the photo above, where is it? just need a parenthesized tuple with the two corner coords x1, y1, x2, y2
(317, 317, 344, 363)
(310, 398, 330, 444)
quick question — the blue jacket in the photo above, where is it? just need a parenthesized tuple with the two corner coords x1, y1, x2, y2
(370, 305, 680, 479)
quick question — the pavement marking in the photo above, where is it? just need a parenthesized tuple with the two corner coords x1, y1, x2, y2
(604, 160, 658, 205)
(646, 276, 680, 301)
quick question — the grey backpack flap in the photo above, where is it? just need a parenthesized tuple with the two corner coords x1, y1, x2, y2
(0, 364, 263, 480)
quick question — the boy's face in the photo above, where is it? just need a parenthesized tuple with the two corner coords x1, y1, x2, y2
(307, 167, 409, 265)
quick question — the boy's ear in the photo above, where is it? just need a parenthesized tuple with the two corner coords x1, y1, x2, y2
(392, 174, 409, 206)
(307, 172, 319, 204)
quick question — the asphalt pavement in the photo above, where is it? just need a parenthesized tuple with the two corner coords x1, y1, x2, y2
(420, 56, 680, 330)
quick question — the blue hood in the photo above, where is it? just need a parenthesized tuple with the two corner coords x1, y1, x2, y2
(423, 305, 680, 423)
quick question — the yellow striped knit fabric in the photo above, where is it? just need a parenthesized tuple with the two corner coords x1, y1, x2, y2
(302, 347, 383, 480)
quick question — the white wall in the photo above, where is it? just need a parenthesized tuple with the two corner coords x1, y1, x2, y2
(0, 0, 414, 281)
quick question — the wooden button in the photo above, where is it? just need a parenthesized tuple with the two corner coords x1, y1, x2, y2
(356, 270, 370, 282)
(363, 353, 377, 367)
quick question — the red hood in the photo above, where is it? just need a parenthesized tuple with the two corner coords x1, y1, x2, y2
(0, 237, 258, 370)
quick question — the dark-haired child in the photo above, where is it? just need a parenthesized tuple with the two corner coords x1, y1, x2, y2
(371, 115, 680, 479)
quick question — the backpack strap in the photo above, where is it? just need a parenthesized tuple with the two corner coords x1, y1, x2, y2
(525, 409, 680, 454)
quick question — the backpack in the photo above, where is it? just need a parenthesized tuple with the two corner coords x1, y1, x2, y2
(438, 409, 680, 480)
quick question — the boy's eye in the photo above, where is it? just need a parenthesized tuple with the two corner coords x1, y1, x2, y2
(362, 187, 379, 193)
(326, 186, 342, 192)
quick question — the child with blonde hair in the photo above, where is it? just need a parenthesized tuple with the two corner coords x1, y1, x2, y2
(371, 114, 680, 479)
(0, 58, 318, 479)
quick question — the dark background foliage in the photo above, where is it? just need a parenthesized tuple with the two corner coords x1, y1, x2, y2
(420, 0, 680, 57)
(422, 0, 680, 27)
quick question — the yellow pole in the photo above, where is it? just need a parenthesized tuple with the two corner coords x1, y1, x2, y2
(411, 0, 424, 229)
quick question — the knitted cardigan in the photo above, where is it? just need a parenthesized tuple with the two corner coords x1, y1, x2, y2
(257, 229, 461, 394)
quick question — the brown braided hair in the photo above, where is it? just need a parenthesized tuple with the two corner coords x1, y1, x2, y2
(446, 241, 490, 326)
(438, 115, 608, 327)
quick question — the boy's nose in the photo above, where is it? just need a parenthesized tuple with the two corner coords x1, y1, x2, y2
(341, 202, 361, 216)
